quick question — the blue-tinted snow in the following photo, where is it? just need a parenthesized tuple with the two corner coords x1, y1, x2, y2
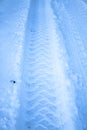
(0, 0, 87, 130)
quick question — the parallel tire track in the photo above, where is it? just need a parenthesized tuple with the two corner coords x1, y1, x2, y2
(51, 0, 87, 130)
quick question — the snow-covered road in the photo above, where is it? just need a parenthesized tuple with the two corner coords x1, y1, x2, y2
(0, 0, 87, 130)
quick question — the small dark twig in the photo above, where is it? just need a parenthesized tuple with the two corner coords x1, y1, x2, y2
(10, 80, 16, 84)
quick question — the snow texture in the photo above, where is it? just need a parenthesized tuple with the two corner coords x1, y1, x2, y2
(0, 0, 87, 130)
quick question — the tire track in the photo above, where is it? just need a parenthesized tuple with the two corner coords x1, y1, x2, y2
(51, 0, 87, 130)
(17, 0, 78, 130)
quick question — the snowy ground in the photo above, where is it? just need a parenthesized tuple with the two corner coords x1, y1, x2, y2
(0, 0, 87, 130)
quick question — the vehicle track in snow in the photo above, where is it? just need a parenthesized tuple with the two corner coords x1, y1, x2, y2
(51, 0, 87, 130)
(17, 0, 78, 130)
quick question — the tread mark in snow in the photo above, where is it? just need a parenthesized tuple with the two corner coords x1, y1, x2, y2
(17, 0, 78, 130)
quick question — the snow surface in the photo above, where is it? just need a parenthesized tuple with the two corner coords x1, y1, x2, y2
(0, 0, 87, 130)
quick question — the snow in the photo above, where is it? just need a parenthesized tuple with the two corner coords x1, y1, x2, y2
(0, 0, 87, 130)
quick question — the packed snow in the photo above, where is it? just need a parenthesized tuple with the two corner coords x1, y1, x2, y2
(0, 0, 87, 130)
